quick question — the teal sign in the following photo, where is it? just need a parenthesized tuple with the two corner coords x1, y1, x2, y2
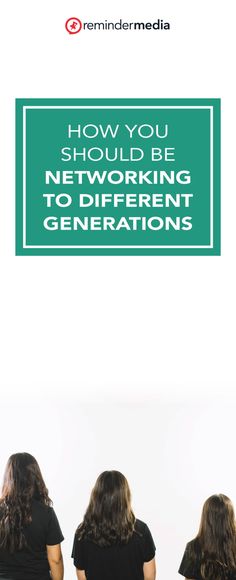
(16, 98, 220, 255)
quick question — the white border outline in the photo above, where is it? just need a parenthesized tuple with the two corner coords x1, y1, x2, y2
(21, 105, 214, 250)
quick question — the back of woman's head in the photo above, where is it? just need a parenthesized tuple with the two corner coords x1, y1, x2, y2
(197, 494, 236, 578)
(0, 452, 51, 552)
(77, 470, 136, 546)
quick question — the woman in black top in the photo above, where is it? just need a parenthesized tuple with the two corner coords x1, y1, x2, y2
(0, 452, 64, 580)
(72, 470, 156, 580)
(179, 494, 236, 580)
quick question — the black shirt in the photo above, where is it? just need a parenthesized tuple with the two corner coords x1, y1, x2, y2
(72, 519, 156, 580)
(0, 499, 64, 580)
(179, 539, 236, 580)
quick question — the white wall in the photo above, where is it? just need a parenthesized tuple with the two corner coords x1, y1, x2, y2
(1, 394, 236, 579)
(0, 0, 236, 579)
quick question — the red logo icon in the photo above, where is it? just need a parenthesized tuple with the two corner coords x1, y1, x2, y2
(65, 17, 82, 34)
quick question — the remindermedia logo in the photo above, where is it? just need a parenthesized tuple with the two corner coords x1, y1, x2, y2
(65, 17, 170, 34)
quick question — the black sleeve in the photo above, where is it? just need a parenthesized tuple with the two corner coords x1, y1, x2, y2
(46, 507, 64, 545)
(71, 533, 86, 570)
(142, 524, 156, 562)
(178, 542, 196, 577)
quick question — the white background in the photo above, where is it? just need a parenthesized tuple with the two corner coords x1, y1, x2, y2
(0, 1, 235, 579)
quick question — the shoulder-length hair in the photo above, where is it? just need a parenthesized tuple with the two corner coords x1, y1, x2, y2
(77, 470, 136, 547)
(0, 452, 52, 552)
(193, 494, 236, 579)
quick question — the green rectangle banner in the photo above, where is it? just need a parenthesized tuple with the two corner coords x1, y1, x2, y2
(16, 98, 220, 255)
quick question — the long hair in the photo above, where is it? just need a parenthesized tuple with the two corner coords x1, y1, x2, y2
(0, 453, 52, 552)
(77, 470, 136, 547)
(194, 494, 236, 579)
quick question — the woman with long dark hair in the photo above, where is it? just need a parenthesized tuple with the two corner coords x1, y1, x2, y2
(179, 494, 236, 579)
(0, 452, 64, 580)
(72, 470, 156, 580)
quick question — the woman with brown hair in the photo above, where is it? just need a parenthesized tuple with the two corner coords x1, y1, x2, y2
(179, 494, 236, 579)
(72, 470, 156, 580)
(0, 452, 64, 580)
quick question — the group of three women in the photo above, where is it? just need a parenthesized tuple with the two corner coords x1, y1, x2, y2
(0, 453, 235, 580)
